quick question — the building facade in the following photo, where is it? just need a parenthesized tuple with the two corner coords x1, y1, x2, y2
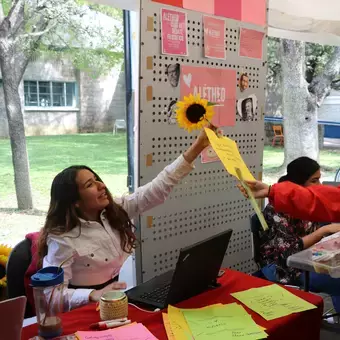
(0, 58, 126, 137)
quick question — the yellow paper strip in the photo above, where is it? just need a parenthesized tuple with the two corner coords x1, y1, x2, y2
(168, 305, 194, 340)
(231, 284, 317, 321)
(204, 128, 268, 231)
(236, 168, 268, 231)
(163, 313, 176, 340)
(182, 303, 268, 339)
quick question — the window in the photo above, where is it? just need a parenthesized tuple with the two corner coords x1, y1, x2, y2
(24, 81, 77, 108)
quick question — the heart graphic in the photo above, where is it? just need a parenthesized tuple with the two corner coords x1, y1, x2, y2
(183, 73, 192, 88)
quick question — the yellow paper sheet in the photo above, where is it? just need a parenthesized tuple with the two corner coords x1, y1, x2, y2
(162, 313, 176, 340)
(231, 284, 317, 321)
(204, 128, 255, 181)
(182, 303, 268, 340)
(205, 128, 268, 231)
(168, 305, 193, 340)
(236, 168, 268, 231)
(166, 304, 224, 340)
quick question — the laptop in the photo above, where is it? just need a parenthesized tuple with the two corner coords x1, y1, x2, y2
(126, 229, 233, 309)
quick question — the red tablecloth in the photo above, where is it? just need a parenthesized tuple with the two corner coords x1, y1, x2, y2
(22, 269, 324, 340)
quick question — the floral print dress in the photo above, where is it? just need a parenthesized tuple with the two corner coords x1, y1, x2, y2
(261, 204, 321, 285)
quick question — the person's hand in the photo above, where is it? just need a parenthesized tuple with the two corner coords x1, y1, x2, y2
(324, 224, 340, 235)
(183, 124, 216, 163)
(194, 124, 215, 150)
(89, 281, 127, 302)
(237, 180, 270, 199)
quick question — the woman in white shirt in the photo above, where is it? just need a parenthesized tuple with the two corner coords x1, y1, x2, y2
(38, 129, 210, 310)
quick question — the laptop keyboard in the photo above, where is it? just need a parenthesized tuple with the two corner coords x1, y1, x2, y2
(140, 282, 171, 304)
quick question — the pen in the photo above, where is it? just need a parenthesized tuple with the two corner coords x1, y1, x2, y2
(90, 319, 131, 330)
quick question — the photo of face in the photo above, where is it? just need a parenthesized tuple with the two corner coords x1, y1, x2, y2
(166, 100, 177, 124)
(242, 98, 253, 121)
(239, 73, 249, 92)
(237, 95, 257, 122)
(166, 63, 180, 88)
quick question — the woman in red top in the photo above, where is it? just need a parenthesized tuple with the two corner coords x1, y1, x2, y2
(243, 179, 340, 222)
(240, 173, 340, 312)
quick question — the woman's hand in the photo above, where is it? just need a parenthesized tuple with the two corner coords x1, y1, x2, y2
(89, 281, 127, 302)
(237, 180, 270, 199)
(183, 124, 216, 163)
(324, 223, 340, 235)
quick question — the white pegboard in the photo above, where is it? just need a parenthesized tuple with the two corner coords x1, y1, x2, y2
(137, 0, 268, 282)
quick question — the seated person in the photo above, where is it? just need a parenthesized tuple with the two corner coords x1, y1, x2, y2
(37, 130, 210, 310)
(260, 157, 340, 312)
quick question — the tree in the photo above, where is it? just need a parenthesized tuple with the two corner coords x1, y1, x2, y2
(267, 38, 340, 165)
(0, 0, 123, 209)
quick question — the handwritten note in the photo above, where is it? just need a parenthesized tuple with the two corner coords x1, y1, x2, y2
(168, 305, 193, 340)
(204, 128, 254, 181)
(163, 313, 176, 340)
(232, 284, 317, 321)
(239, 28, 265, 60)
(161, 8, 188, 56)
(75, 323, 157, 340)
(204, 128, 268, 231)
(182, 303, 268, 340)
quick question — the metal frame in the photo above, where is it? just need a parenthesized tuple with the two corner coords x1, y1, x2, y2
(136, 0, 268, 283)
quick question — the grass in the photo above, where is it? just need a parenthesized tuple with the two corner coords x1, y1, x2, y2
(1, 136, 340, 209)
(0, 133, 128, 210)
(1, 134, 340, 247)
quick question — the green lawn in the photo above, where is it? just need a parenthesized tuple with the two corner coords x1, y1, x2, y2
(1, 135, 340, 210)
(0, 133, 128, 210)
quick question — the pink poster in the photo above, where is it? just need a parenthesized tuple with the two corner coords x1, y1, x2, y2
(180, 65, 236, 127)
(242, 0, 266, 27)
(203, 16, 226, 59)
(183, 0, 214, 14)
(161, 9, 188, 56)
(214, 0, 241, 20)
(239, 28, 264, 60)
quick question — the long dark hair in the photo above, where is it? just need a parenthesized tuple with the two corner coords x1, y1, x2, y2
(38, 166, 137, 265)
(278, 157, 320, 185)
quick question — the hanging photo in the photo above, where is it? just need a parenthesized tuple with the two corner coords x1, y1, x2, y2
(166, 100, 178, 125)
(239, 73, 249, 92)
(237, 95, 257, 121)
(161, 8, 188, 56)
(166, 63, 181, 88)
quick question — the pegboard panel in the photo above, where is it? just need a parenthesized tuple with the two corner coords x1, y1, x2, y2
(137, 0, 268, 282)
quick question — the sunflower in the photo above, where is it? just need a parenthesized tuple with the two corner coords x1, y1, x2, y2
(0, 244, 12, 288)
(176, 94, 216, 132)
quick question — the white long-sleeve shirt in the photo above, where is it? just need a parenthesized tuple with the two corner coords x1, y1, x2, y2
(43, 155, 194, 310)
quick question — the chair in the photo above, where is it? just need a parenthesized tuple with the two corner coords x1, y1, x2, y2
(6, 238, 35, 318)
(272, 125, 284, 146)
(250, 214, 266, 270)
(0, 296, 26, 340)
(113, 119, 127, 134)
